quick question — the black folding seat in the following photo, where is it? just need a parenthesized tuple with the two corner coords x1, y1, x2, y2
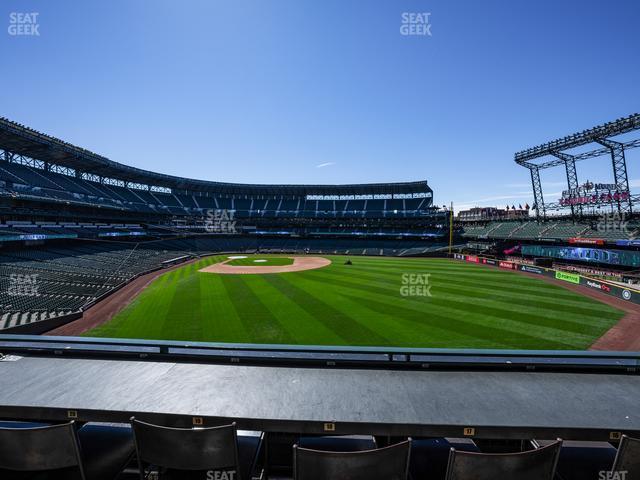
(130, 417, 262, 480)
(409, 438, 479, 479)
(297, 435, 377, 452)
(444, 439, 562, 480)
(0, 421, 134, 480)
(292, 439, 411, 480)
(77, 423, 136, 480)
(549, 440, 617, 480)
(611, 435, 640, 479)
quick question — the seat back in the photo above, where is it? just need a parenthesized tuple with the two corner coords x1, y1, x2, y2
(293, 439, 411, 480)
(0, 422, 84, 477)
(612, 435, 640, 477)
(445, 439, 562, 480)
(130, 417, 239, 472)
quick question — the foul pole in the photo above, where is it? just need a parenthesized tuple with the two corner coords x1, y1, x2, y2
(448, 202, 454, 256)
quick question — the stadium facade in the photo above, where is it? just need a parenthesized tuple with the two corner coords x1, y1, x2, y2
(0, 117, 448, 332)
(0, 117, 439, 234)
(2, 119, 640, 480)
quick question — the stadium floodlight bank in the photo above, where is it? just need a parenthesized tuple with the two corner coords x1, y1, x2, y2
(514, 113, 640, 218)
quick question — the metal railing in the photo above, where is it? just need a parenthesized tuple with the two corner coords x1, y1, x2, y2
(0, 334, 638, 373)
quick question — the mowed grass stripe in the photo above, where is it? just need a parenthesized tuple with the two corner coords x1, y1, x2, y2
(315, 280, 514, 349)
(330, 263, 619, 317)
(197, 271, 251, 343)
(338, 292, 578, 350)
(301, 271, 595, 347)
(219, 276, 296, 344)
(343, 293, 575, 349)
(86, 256, 625, 349)
(243, 275, 346, 345)
(162, 267, 203, 340)
(309, 267, 617, 330)
(340, 267, 574, 301)
(88, 267, 179, 338)
(256, 274, 475, 347)
(296, 270, 504, 348)
(266, 274, 392, 346)
(288, 266, 563, 348)
(307, 270, 606, 341)
(342, 263, 588, 302)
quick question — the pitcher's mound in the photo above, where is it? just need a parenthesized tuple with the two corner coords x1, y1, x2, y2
(199, 256, 331, 274)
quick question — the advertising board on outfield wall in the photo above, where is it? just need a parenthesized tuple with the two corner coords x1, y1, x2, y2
(520, 265, 545, 275)
(584, 279, 612, 293)
(555, 271, 580, 284)
(453, 254, 640, 305)
(521, 244, 640, 268)
(568, 238, 605, 245)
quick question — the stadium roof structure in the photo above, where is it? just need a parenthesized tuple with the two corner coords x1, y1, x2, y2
(0, 117, 430, 197)
(514, 113, 640, 218)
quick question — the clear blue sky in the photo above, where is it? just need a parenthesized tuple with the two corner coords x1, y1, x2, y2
(1, 0, 639, 210)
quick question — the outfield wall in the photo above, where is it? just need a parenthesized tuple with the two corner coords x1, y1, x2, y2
(521, 244, 640, 268)
(453, 253, 640, 305)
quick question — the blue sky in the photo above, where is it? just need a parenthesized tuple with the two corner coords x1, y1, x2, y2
(1, 0, 639, 211)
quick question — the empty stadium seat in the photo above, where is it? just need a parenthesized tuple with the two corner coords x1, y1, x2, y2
(0, 421, 134, 480)
(130, 417, 262, 480)
(548, 440, 617, 480)
(611, 435, 640, 479)
(444, 439, 562, 480)
(292, 439, 411, 480)
(297, 435, 377, 452)
(409, 437, 479, 479)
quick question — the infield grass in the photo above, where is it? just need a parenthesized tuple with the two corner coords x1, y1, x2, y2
(226, 257, 294, 266)
(85, 255, 624, 350)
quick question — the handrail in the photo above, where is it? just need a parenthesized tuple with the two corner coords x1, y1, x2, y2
(0, 334, 638, 372)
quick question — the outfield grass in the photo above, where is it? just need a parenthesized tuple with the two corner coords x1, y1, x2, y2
(85, 255, 624, 350)
(226, 256, 294, 266)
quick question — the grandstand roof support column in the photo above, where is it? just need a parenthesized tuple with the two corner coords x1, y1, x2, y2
(530, 166, 545, 220)
(551, 151, 581, 218)
(596, 138, 632, 214)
